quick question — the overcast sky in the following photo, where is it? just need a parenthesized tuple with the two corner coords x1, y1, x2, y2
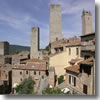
(0, 0, 95, 48)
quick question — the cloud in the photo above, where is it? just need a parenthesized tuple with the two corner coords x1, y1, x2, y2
(49, 0, 95, 14)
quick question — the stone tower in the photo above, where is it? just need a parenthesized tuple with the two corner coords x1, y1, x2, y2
(82, 10, 93, 35)
(49, 4, 62, 43)
(30, 27, 39, 59)
(0, 41, 9, 56)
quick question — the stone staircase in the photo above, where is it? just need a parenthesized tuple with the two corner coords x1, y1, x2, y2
(36, 76, 48, 95)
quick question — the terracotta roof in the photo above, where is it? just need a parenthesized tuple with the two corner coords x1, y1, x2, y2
(78, 57, 94, 65)
(13, 62, 46, 71)
(80, 32, 95, 37)
(66, 40, 81, 47)
(64, 65, 80, 73)
(69, 58, 83, 64)
(22, 58, 45, 63)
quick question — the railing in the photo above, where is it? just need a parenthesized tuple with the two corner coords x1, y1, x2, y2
(81, 45, 95, 51)
(81, 41, 94, 46)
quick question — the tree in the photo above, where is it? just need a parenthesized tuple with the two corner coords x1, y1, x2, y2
(15, 77, 35, 94)
(42, 88, 63, 94)
(45, 45, 49, 51)
(58, 75, 64, 84)
(42, 88, 71, 95)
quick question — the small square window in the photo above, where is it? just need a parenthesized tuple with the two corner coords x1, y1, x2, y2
(26, 71, 28, 74)
(20, 72, 22, 75)
(34, 71, 36, 75)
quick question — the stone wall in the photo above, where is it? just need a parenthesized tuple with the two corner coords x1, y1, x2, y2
(82, 10, 93, 35)
(49, 4, 62, 43)
(0, 42, 9, 56)
(30, 27, 39, 59)
(12, 68, 46, 88)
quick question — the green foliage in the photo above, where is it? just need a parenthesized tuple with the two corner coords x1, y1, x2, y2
(9, 45, 30, 54)
(58, 75, 64, 84)
(45, 45, 49, 51)
(15, 77, 35, 94)
(42, 88, 71, 95)
(42, 88, 63, 94)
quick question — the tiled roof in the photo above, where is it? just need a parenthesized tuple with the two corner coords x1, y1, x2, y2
(80, 32, 95, 37)
(64, 65, 80, 73)
(66, 40, 81, 47)
(69, 58, 83, 64)
(13, 62, 46, 71)
(78, 57, 94, 65)
(22, 58, 45, 63)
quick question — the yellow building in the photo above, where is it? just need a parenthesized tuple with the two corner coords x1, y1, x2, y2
(49, 37, 83, 77)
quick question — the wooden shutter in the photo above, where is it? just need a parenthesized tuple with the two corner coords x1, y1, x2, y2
(74, 77, 76, 86)
(69, 75, 71, 84)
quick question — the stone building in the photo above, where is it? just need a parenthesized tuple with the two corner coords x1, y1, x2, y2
(64, 57, 95, 95)
(49, 37, 82, 77)
(48, 67, 55, 87)
(12, 51, 30, 65)
(82, 10, 93, 35)
(0, 64, 12, 94)
(0, 56, 12, 64)
(49, 4, 62, 43)
(0, 41, 9, 56)
(12, 58, 47, 93)
(80, 32, 95, 59)
(30, 27, 40, 59)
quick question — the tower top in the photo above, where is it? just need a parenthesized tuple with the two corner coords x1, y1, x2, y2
(82, 9, 92, 16)
(50, 4, 61, 6)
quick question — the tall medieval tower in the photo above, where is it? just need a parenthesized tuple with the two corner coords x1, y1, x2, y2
(82, 10, 93, 35)
(30, 27, 39, 59)
(49, 4, 62, 43)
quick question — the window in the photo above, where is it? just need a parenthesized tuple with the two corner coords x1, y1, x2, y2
(76, 48, 79, 55)
(20, 72, 22, 75)
(42, 76, 44, 79)
(69, 75, 76, 87)
(56, 37, 58, 41)
(69, 75, 71, 84)
(20, 78, 22, 81)
(34, 71, 36, 75)
(74, 77, 76, 86)
(26, 71, 28, 74)
(69, 48, 71, 55)
(83, 84, 88, 94)
(39, 71, 41, 75)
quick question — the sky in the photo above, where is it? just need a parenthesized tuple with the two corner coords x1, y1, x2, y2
(0, 0, 95, 49)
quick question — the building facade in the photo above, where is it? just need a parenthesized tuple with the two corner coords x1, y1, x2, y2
(80, 32, 95, 59)
(49, 37, 82, 77)
(64, 57, 95, 95)
(12, 59, 47, 93)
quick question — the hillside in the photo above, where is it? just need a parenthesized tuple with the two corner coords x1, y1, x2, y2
(9, 45, 30, 54)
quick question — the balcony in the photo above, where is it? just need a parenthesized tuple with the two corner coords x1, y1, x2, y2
(81, 41, 95, 51)
(81, 45, 95, 51)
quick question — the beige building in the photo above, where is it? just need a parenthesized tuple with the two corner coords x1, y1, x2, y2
(49, 37, 82, 77)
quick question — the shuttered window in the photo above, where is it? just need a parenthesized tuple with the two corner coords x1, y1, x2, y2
(74, 77, 76, 86)
(69, 75, 71, 84)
